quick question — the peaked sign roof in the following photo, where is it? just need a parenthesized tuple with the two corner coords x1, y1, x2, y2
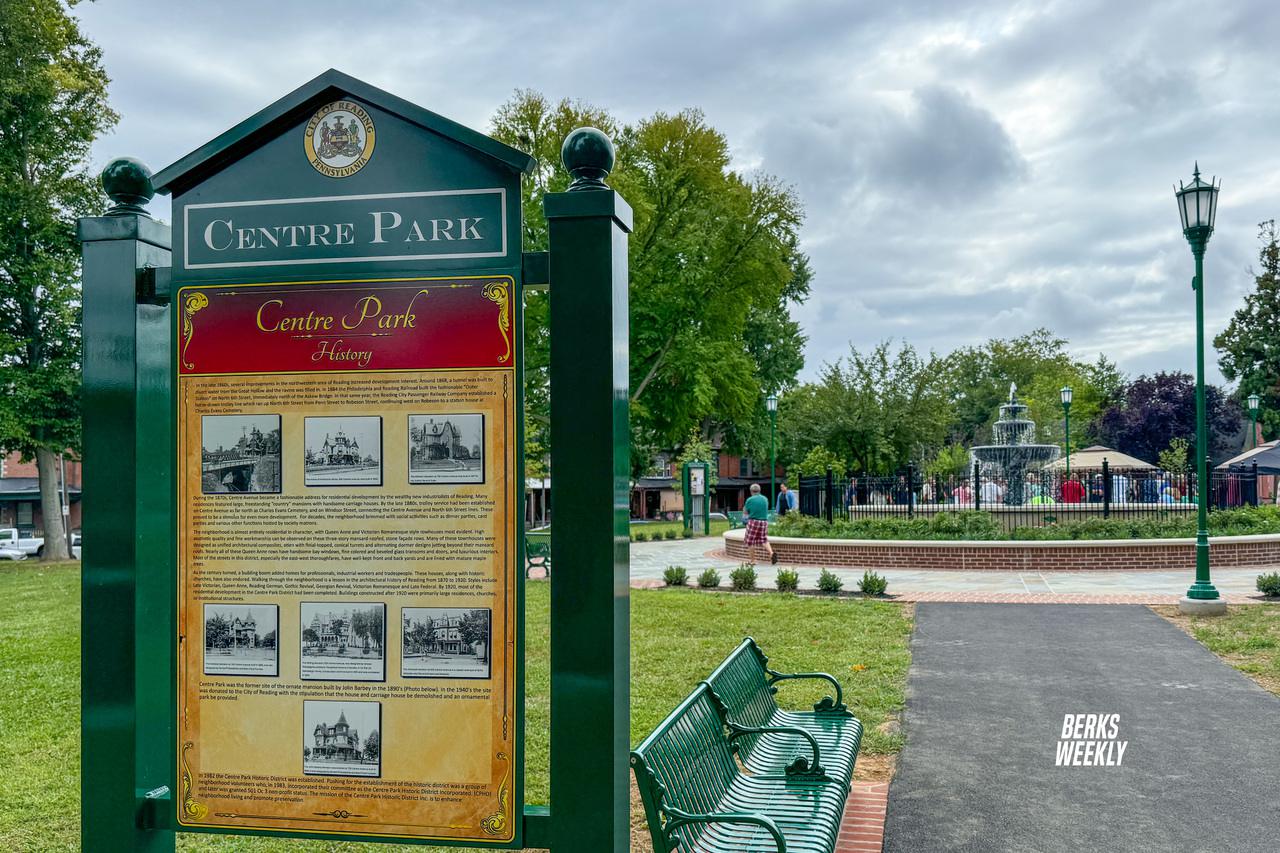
(152, 69, 534, 194)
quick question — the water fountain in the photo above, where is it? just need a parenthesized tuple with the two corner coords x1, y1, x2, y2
(970, 383, 1062, 505)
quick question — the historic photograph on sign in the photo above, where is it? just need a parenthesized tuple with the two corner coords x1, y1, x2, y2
(203, 604, 279, 676)
(302, 699, 381, 778)
(408, 413, 484, 484)
(300, 602, 386, 681)
(200, 414, 282, 494)
(304, 416, 382, 487)
(401, 607, 491, 679)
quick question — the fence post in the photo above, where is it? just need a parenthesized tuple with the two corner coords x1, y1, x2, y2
(907, 462, 916, 519)
(1102, 459, 1111, 518)
(824, 466, 834, 523)
(1252, 461, 1259, 507)
(973, 460, 981, 511)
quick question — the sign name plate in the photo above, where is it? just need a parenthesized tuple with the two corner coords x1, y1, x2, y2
(183, 189, 508, 269)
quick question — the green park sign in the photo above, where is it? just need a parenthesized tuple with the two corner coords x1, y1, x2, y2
(80, 69, 633, 851)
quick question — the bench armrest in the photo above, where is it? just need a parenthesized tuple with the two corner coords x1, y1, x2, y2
(767, 669, 851, 716)
(664, 806, 787, 853)
(727, 722, 826, 777)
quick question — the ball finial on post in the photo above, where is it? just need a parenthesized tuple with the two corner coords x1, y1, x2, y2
(101, 157, 155, 216)
(562, 127, 615, 192)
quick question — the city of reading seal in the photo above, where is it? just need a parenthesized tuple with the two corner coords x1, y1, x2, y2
(304, 100, 376, 178)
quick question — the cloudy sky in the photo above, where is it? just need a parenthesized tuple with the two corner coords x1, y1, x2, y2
(77, 0, 1280, 386)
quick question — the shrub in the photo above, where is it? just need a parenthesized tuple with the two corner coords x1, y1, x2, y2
(730, 563, 758, 591)
(664, 529, 678, 540)
(775, 569, 799, 592)
(635, 530, 650, 542)
(817, 568, 844, 593)
(663, 566, 688, 587)
(1257, 572, 1280, 597)
(697, 568, 721, 588)
(858, 570, 888, 596)
(682, 528, 694, 538)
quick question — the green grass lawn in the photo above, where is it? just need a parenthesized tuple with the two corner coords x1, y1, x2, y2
(1, 562, 911, 852)
(1155, 604, 1280, 696)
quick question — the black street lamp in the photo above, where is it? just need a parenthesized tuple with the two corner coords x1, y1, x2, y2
(1248, 393, 1260, 449)
(1175, 163, 1225, 615)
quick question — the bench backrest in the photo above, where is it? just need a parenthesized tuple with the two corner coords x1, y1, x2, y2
(631, 683, 740, 853)
(703, 638, 778, 764)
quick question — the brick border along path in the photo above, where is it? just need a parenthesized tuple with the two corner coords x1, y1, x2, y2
(839, 783, 889, 852)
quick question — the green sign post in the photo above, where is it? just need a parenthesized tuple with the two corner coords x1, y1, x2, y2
(682, 460, 710, 536)
(80, 70, 631, 851)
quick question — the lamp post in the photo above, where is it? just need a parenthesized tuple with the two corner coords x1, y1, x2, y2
(766, 394, 778, 505)
(1060, 386, 1073, 483)
(1248, 393, 1260, 449)
(1175, 163, 1226, 615)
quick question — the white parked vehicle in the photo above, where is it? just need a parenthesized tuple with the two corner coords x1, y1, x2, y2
(0, 528, 42, 557)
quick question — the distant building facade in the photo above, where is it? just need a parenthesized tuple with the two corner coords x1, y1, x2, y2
(0, 450, 82, 536)
(320, 430, 361, 465)
(629, 442, 784, 519)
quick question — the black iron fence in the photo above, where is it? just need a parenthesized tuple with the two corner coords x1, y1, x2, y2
(796, 461, 1264, 529)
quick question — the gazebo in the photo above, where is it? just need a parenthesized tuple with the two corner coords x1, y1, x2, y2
(1044, 445, 1155, 472)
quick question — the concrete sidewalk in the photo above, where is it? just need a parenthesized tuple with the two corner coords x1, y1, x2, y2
(884, 604, 1280, 852)
(627, 538, 1266, 602)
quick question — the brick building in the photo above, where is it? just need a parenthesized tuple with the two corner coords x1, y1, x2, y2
(630, 444, 784, 519)
(0, 451, 81, 535)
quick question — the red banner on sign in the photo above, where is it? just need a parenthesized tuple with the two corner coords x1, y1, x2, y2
(177, 276, 514, 375)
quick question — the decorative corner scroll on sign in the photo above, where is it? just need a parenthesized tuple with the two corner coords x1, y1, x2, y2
(482, 280, 511, 363)
(480, 751, 511, 836)
(181, 292, 209, 370)
(180, 741, 208, 821)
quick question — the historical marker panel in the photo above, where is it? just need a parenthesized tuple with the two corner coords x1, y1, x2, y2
(175, 276, 518, 843)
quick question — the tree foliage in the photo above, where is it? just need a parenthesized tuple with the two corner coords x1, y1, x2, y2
(780, 341, 950, 474)
(0, 0, 116, 559)
(1094, 371, 1238, 464)
(489, 92, 809, 474)
(1215, 220, 1280, 439)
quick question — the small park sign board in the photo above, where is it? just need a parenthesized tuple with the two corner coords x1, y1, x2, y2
(153, 71, 532, 846)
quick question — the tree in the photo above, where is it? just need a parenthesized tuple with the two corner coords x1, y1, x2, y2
(302, 627, 318, 646)
(366, 606, 383, 653)
(362, 729, 380, 761)
(780, 341, 951, 474)
(205, 614, 230, 649)
(490, 92, 809, 470)
(672, 428, 718, 489)
(1094, 372, 1238, 464)
(1215, 221, 1280, 439)
(261, 629, 275, 649)
(1158, 437, 1191, 475)
(458, 609, 489, 661)
(0, 0, 116, 561)
(793, 446, 843, 477)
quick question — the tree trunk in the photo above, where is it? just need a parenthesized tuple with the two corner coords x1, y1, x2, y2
(36, 446, 70, 561)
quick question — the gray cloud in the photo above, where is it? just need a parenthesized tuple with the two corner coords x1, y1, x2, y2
(75, 0, 1280, 390)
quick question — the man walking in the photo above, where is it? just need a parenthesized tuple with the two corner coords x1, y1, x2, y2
(743, 483, 777, 564)
(775, 483, 797, 515)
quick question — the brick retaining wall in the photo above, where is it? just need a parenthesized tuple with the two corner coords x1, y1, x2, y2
(723, 530, 1280, 572)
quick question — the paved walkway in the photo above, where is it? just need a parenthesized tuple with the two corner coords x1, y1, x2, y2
(627, 538, 1267, 603)
(884, 604, 1280, 852)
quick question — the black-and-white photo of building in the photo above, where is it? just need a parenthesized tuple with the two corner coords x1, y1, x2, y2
(304, 416, 382, 487)
(401, 607, 491, 679)
(302, 699, 381, 778)
(203, 604, 278, 676)
(408, 414, 484, 484)
(300, 602, 385, 681)
(201, 414, 282, 494)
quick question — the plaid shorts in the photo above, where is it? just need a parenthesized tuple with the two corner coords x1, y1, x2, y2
(744, 518, 769, 546)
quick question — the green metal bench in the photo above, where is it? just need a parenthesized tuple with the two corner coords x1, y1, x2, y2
(524, 531, 550, 578)
(631, 682, 848, 852)
(703, 639, 862, 784)
(726, 510, 746, 529)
